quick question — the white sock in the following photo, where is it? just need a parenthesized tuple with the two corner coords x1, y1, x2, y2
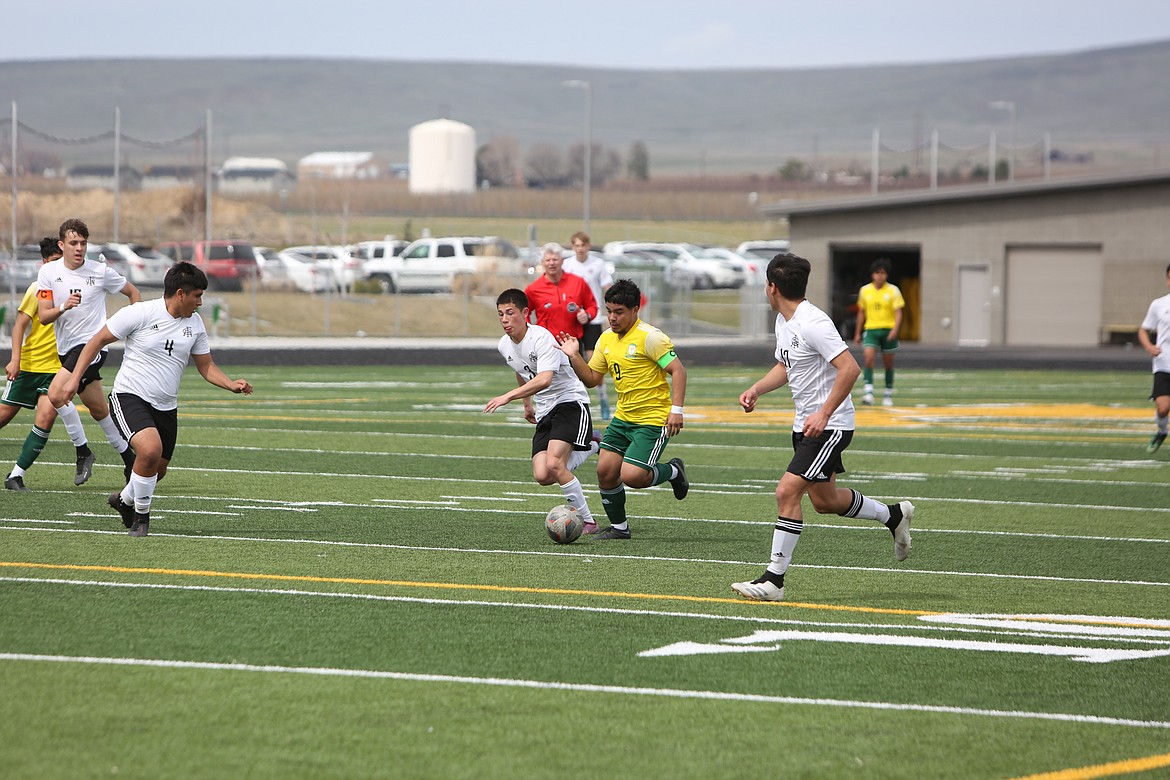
(10, 465, 26, 478)
(1158, 414, 1169, 435)
(97, 416, 129, 453)
(128, 472, 157, 515)
(843, 489, 891, 524)
(863, 383, 873, 394)
(57, 402, 89, 447)
(766, 516, 802, 576)
(568, 442, 597, 472)
(558, 476, 594, 523)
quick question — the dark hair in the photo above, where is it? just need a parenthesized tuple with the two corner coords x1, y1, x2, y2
(39, 236, 60, 259)
(58, 218, 89, 241)
(495, 288, 528, 309)
(164, 261, 208, 297)
(766, 253, 811, 300)
(870, 258, 892, 275)
(605, 278, 641, 309)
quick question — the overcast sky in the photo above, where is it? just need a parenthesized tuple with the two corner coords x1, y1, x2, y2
(5, 0, 1170, 69)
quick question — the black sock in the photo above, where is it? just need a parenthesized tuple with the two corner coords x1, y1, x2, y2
(76, 444, 92, 457)
(757, 570, 785, 587)
(884, 503, 903, 532)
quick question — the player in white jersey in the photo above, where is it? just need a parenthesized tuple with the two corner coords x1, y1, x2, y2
(484, 288, 600, 532)
(53, 262, 253, 537)
(730, 253, 916, 602)
(563, 231, 615, 418)
(37, 218, 141, 481)
(1138, 263, 1170, 453)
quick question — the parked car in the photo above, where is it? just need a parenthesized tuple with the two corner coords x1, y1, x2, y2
(0, 246, 44, 294)
(736, 239, 790, 261)
(697, 246, 765, 285)
(282, 245, 361, 291)
(85, 245, 131, 279)
(362, 236, 520, 293)
(91, 242, 171, 287)
(603, 241, 741, 289)
(348, 239, 409, 262)
(156, 240, 258, 291)
(253, 247, 335, 293)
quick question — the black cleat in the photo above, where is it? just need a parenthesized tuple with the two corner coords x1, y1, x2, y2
(108, 492, 136, 529)
(667, 457, 688, 500)
(5, 474, 28, 492)
(128, 513, 150, 537)
(593, 525, 632, 540)
(75, 450, 96, 486)
(1148, 432, 1167, 453)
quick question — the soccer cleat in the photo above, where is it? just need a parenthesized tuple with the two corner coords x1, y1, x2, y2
(1147, 432, 1167, 453)
(5, 474, 28, 492)
(582, 521, 600, 535)
(128, 513, 150, 537)
(861, 393, 875, 406)
(668, 457, 689, 500)
(108, 492, 136, 529)
(731, 577, 785, 602)
(891, 500, 914, 562)
(74, 450, 96, 486)
(882, 395, 894, 407)
(593, 525, 631, 540)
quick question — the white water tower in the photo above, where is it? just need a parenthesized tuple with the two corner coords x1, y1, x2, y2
(408, 119, 476, 194)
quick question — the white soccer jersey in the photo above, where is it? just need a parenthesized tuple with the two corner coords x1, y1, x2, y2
(37, 257, 128, 353)
(107, 298, 210, 410)
(563, 252, 614, 325)
(775, 300, 856, 432)
(497, 324, 589, 421)
(1142, 292, 1170, 374)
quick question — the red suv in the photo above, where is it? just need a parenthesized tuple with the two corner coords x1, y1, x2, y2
(157, 240, 258, 291)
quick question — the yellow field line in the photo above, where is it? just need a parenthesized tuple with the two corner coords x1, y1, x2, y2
(0, 561, 936, 616)
(1009, 751, 1170, 780)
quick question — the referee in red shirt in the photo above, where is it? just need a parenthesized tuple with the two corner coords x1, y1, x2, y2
(524, 242, 597, 339)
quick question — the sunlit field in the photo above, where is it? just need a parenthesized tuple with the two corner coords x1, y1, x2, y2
(2, 365, 1168, 779)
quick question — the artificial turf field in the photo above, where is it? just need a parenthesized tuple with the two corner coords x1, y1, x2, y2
(1, 363, 1168, 779)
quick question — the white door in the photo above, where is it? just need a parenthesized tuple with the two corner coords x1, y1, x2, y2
(957, 264, 991, 346)
(1005, 246, 1103, 346)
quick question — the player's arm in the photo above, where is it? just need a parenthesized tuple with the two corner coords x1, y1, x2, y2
(484, 370, 553, 414)
(557, 335, 605, 388)
(853, 292, 866, 343)
(51, 326, 119, 406)
(890, 306, 903, 340)
(1138, 326, 1161, 357)
(580, 284, 598, 323)
(193, 352, 253, 394)
(120, 281, 142, 304)
(740, 362, 788, 413)
(6, 311, 31, 380)
(803, 349, 861, 438)
(36, 288, 78, 325)
(663, 356, 687, 436)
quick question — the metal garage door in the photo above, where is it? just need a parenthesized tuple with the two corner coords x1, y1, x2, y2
(1005, 245, 1103, 346)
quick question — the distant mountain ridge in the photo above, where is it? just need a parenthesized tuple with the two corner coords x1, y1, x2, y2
(2, 40, 1168, 175)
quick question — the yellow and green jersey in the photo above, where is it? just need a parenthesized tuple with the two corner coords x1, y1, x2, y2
(857, 282, 905, 330)
(589, 319, 677, 425)
(17, 281, 61, 374)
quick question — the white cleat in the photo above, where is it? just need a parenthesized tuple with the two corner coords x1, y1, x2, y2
(893, 501, 914, 561)
(861, 393, 875, 406)
(731, 578, 785, 601)
(882, 396, 894, 407)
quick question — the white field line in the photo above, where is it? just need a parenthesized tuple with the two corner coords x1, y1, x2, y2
(2, 651, 1167, 730)
(2, 526, 1167, 589)
(5, 576, 1169, 647)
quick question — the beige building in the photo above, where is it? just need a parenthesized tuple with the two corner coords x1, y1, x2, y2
(762, 171, 1170, 347)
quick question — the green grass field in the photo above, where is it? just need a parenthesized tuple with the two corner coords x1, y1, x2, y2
(2, 364, 1168, 779)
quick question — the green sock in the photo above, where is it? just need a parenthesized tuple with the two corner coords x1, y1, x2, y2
(863, 367, 874, 385)
(599, 485, 627, 526)
(650, 462, 673, 486)
(885, 368, 895, 389)
(17, 426, 50, 470)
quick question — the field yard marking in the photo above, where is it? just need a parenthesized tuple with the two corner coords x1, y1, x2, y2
(3, 652, 1169, 731)
(1009, 751, 1170, 780)
(2, 528, 1168, 589)
(639, 630, 1170, 664)
(0, 561, 934, 616)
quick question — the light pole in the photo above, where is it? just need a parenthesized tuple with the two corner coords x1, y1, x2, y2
(990, 100, 1016, 181)
(561, 79, 591, 232)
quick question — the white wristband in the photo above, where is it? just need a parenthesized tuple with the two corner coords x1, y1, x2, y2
(59, 303, 67, 314)
(670, 405, 685, 415)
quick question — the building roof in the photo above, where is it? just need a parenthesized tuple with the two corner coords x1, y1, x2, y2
(220, 156, 289, 172)
(761, 169, 1170, 218)
(299, 151, 376, 166)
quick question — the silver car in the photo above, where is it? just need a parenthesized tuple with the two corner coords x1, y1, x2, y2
(91, 243, 171, 287)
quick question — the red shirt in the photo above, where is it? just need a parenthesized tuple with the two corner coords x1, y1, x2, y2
(524, 273, 598, 339)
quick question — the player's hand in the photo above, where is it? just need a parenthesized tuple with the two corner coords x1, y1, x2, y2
(802, 410, 829, 438)
(50, 378, 78, 408)
(5, 359, 18, 381)
(1148, 345, 1163, 358)
(739, 388, 758, 413)
(523, 406, 537, 424)
(483, 394, 511, 413)
(575, 308, 589, 324)
(666, 411, 683, 437)
(556, 333, 580, 357)
(231, 380, 253, 395)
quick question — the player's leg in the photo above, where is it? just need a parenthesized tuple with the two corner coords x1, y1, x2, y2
(79, 379, 134, 473)
(531, 404, 598, 529)
(861, 340, 877, 404)
(882, 349, 896, 406)
(1147, 373, 1169, 452)
(731, 470, 810, 602)
(109, 395, 171, 536)
(594, 421, 631, 538)
(4, 374, 48, 490)
(54, 399, 95, 484)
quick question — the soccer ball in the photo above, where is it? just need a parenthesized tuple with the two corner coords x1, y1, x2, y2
(545, 505, 584, 544)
